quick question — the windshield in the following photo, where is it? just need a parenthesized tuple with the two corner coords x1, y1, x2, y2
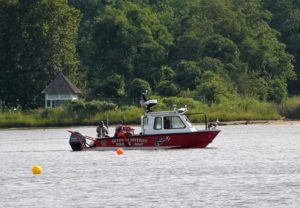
(183, 115, 193, 128)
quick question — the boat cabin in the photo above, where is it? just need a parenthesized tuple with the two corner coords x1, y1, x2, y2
(140, 99, 197, 135)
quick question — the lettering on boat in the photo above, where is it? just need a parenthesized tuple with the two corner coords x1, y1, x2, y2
(155, 136, 170, 146)
(112, 139, 125, 144)
(112, 138, 148, 146)
(129, 138, 147, 143)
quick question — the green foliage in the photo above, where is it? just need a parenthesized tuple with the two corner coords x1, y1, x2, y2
(175, 60, 201, 90)
(157, 66, 176, 81)
(128, 78, 152, 98)
(0, 0, 82, 108)
(1, 0, 300, 110)
(156, 80, 178, 96)
(264, 0, 300, 93)
(64, 100, 117, 116)
(196, 71, 235, 104)
(267, 79, 288, 103)
(160, 97, 206, 110)
(233, 70, 268, 100)
(82, 1, 173, 99)
(202, 35, 240, 64)
(0, 96, 282, 128)
(279, 96, 300, 119)
(101, 74, 125, 98)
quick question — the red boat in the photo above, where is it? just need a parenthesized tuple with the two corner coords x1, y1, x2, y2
(68, 95, 220, 151)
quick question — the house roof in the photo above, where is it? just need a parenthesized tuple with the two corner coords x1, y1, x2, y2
(42, 73, 81, 94)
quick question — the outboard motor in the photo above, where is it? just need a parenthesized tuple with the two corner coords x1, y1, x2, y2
(69, 132, 86, 151)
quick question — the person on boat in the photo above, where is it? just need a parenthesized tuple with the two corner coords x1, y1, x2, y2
(164, 117, 171, 129)
(96, 121, 109, 137)
(114, 120, 124, 137)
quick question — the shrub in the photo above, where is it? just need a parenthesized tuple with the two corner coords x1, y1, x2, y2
(267, 79, 287, 103)
(156, 80, 178, 96)
(63, 100, 117, 117)
(280, 96, 300, 119)
(128, 78, 151, 98)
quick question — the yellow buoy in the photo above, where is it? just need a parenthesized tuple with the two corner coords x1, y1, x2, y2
(32, 165, 42, 175)
(116, 148, 124, 155)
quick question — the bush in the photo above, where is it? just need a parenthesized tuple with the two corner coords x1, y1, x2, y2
(156, 80, 178, 96)
(161, 97, 206, 110)
(128, 78, 151, 98)
(279, 96, 300, 119)
(63, 100, 117, 117)
(267, 79, 287, 103)
(196, 71, 235, 104)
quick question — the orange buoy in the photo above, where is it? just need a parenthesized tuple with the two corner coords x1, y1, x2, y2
(117, 148, 124, 155)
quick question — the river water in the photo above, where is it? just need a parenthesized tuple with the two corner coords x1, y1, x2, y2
(0, 124, 300, 208)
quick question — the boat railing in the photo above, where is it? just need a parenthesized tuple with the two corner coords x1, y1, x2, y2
(184, 112, 208, 130)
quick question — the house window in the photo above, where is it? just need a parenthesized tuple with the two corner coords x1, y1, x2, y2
(154, 117, 162, 130)
(164, 116, 186, 129)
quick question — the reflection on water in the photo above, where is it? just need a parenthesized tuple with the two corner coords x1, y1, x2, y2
(1, 125, 300, 207)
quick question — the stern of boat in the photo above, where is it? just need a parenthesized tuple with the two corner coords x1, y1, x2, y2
(69, 131, 86, 151)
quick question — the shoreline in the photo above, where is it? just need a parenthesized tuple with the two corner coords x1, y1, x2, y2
(218, 119, 300, 126)
(1, 119, 300, 130)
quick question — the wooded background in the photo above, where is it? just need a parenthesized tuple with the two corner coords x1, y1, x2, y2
(1, 0, 300, 109)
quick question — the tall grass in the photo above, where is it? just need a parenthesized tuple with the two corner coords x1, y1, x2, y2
(156, 96, 280, 122)
(279, 96, 300, 119)
(0, 96, 283, 128)
(0, 106, 144, 128)
(206, 97, 281, 122)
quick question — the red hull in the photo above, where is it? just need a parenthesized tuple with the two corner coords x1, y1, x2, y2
(77, 130, 220, 151)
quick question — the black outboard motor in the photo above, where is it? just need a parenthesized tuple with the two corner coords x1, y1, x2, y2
(69, 132, 86, 151)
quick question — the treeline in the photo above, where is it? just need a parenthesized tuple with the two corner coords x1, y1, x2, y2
(1, 0, 300, 109)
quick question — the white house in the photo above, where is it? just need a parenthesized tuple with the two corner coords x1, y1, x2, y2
(42, 73, 81, 108)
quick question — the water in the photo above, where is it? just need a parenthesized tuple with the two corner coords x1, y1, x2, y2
(0, 124, 300, 208)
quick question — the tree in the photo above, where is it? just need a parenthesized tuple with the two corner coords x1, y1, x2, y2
(202, 35, 240, 64)
(101, 74, 125, 98)
(175, 60, 201, 90)
(156, 80, 178, 96)
(263, 0, 300, 94)
(157, 66, 176, 81)
(0, 0, 81, 108)
(170, 34, 203, 62)
(128, 78, 152, 98)
(267, 79, 287, 103)
(85, 1, 172, 97)
(196, 71, 235, 103)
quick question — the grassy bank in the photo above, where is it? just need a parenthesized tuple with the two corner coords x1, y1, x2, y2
(279, 96, 300, 119)
(0, 96, 286, 128)
(0, 107, 144, 128)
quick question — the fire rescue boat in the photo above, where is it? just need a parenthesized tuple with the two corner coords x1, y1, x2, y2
(68, 94, 220, 151)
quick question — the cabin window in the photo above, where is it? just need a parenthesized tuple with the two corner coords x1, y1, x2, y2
(164, 116, 186, 129)
(143, 116, 148, 127)
(154, 117, 162, 130)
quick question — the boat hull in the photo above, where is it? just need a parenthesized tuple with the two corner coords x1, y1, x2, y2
(69, 130, 220, 151)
